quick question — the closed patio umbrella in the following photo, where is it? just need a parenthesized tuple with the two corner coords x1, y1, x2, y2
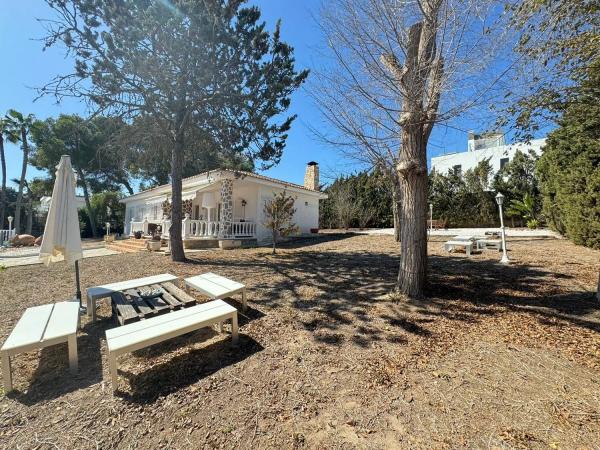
(39, 155, 84, 305)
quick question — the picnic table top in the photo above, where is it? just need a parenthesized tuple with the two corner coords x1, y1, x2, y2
(110, 280, 197, 326)
(87, 273, 178, 300)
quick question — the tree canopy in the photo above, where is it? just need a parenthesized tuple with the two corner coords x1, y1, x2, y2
(536, 60, 600, 249)
(42, 0, 308, 260)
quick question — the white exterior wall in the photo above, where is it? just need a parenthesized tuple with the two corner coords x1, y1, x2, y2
(430, 138, 545, 175)
(256, 186, 320, 243)
(123, 177, 324, 240)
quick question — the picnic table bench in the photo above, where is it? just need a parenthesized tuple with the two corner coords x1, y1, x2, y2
(1, 301, 79, 392)
(185, 272, 247, 311)
(444, 240, 474, 256)
(105, 299, 238, 393)
(475, 238, 503, 251)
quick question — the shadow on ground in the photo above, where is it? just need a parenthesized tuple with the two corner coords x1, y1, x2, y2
(183, 245, 599, 348)
(118, 333, 262, 403)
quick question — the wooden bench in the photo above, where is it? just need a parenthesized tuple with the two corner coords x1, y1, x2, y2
(1, 301, 79, 392)
(86, 273, 179, 322)
(444, 240, 474, 256)
(184, 273, 247, 311)
(105, 299, 238, 393)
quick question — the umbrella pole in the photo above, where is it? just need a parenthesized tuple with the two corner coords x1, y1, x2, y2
(75, 259, 82, 307)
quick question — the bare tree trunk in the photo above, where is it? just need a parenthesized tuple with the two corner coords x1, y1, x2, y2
(396, 130, 428, 298)
(597, 270, 600, 301)
(169, 130, 186, 262)
(26, 199, 33, 235)
(14, 126, 29, 234)
(392, 187, 401, 242)
(272, 230, 277, 254)
(77, 169, 98, 238)
(0, 139, 6, 229)
(383, 8, 443, 299)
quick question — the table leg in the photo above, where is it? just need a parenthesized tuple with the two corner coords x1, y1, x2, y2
(2, 352, 12, 393)
(109, 353, 118, 393)
(68, 334, 78, 373)
(231, 313, 239, 346)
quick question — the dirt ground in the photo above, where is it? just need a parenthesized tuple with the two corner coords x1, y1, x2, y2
(0, 234, 599, 449)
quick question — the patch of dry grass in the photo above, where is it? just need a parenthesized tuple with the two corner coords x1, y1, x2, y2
(0, 234, 599, 449)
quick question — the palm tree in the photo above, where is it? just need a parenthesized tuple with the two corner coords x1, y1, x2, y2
(6, 110, 35, 234)
(0, 118, 18, 229)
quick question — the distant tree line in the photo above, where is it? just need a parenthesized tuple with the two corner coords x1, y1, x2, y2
(320, 171, 393, 230)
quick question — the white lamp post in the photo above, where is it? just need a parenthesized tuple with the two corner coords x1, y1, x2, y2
(429, 203, 433, 235)
(495, 192, 509, 264)
(7, 216, 13, 232)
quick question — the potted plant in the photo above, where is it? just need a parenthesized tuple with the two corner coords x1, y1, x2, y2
(134, 230, 143, 239)
(147, 234, 162, 251)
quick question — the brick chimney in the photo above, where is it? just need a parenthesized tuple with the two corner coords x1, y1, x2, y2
(304, 161, 319, 190)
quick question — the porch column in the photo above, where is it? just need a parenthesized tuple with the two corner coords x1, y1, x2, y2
(218, 179, 233, 238)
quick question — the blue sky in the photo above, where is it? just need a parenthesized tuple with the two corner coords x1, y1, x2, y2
(0, 0, 526, 190)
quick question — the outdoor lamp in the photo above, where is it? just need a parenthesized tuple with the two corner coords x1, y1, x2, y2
(495, 192, 504, 206)
(495, 192, 509, 264)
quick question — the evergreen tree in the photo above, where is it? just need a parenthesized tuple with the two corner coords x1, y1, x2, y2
(41, 0, 307, 261)
(537, 61, 600, 249)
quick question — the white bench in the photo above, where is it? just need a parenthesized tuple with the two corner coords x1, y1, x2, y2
(105, 299, 238, 393)
(476, 239, 503, 251)
(87, 273, 179, 322)
(1, 301, 79, 392)
(184, 273, 247, 311)
(444, 240, 474, 256)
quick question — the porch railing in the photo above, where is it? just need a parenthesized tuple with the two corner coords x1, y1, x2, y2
(0, 229, 15, 244)
(158, 215, 256, 239)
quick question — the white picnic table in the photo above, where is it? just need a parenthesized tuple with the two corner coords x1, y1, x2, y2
(86, 273, 179, 322)
(185, 272, 247, 311)
(1, 301, 79, 392)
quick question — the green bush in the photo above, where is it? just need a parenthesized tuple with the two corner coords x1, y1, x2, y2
(536, 61, 600, 249)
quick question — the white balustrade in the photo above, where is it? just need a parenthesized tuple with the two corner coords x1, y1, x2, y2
(231, 221, 256, 237)
(0, 229, 15, 244)
(133, 216, 255, 239)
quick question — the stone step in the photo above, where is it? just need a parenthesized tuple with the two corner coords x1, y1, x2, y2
(107, 239, 152, 253)
(106, 244, 140, 254)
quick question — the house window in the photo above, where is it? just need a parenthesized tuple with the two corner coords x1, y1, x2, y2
(452, 164, 462, 175)
(305, 201, 309, 206)
(500, 157, 509, 169)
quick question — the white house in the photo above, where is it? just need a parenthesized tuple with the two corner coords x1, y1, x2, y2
(430, 131, 545, 175)
(121, 162, 327, 245)
(38, 195, 86, 212)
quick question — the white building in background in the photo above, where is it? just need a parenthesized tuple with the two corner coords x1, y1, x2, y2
(430, 131, 545, 175)
(121, 162, 327, 245)
(38, 195, 86, 212)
